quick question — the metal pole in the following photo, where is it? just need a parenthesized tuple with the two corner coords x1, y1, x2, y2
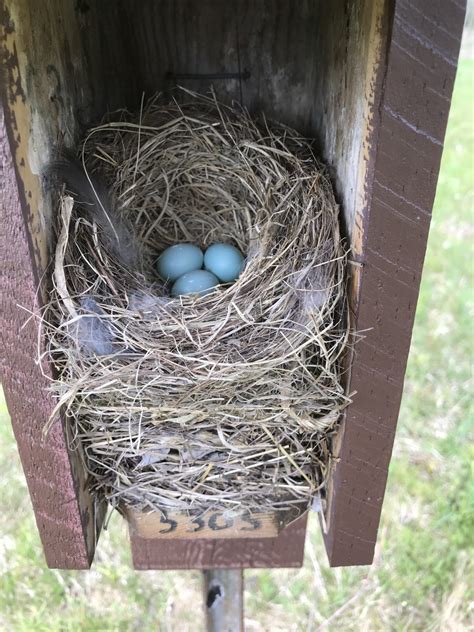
(203, 569, 244, 632)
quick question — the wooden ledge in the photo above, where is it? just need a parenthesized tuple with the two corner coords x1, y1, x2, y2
(126, 507, 307, 540)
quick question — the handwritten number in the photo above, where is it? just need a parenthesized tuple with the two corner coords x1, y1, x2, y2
(240, 511, 261, 531)
(158, 512, 263, 534)
(158, 514, 177, 534)
(188, 515, 205, 533)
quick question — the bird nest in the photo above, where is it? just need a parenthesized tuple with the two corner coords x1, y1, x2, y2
(43, 90, 350, 520)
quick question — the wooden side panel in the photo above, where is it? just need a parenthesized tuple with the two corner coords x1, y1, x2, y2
(131, 514, 308, 570)
(0, 0, 93, 274)
(0, 105, 97, 569)
(0, 0, 104, 569)
(324, 0, 467, 566)
(1, 0, 466, 571)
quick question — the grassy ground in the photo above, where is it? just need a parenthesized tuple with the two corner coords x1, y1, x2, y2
(1, 60, 473, 632)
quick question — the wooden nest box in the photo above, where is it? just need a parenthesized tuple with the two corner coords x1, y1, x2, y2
(0, 0, 465, 570)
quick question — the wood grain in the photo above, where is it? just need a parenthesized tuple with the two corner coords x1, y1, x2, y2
(0, 104, 98, 569)
(91, 0, 386, 237)
(126, 507, 305, 540)
(0, 0, 106, 568)
(127, 510, 279, 541)
(0, 0, 94, 275)
(131, 513, 308, 570)
(324, 0, 467, 566)
(0, 0, 466, 570)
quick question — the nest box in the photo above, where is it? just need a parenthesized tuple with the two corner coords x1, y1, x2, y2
(0, 0, 466, 570)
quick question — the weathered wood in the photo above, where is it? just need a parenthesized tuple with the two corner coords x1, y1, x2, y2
(94, 0, 386, 238)
(0, 0, 94, 275)
(131, 513, 308, 570)
(0, 0, 466, 570)
(126, 508, 303, 540)
(203, 569, 244, 632)
(0, 0, 105, 568)
(0, 103, 99, 569)
(323, 0, 467, 566)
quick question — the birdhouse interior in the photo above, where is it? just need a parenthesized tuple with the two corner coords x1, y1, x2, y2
(9, 0, 449, 572)
(3, 0, 388, 277)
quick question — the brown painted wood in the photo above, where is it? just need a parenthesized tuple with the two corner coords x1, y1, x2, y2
(323, 0, 467, 566)
(0, 104, 99, 569)
(0, 0, 108, 569)
(2, 0, 385, 570)
(0, 0, 466, 570)
(131, 513, 307, 570)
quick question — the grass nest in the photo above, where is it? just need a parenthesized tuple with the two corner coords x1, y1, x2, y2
(44, 90, 350, 520)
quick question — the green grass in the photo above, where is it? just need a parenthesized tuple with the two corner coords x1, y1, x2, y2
(1, 60, 473, 632)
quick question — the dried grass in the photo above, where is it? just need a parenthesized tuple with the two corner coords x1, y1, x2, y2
(43, 90, 350, 518)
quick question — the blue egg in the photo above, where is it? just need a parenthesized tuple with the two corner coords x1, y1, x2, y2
(156, 243, 204, 282)
(171, 270, 219, 297)
(204, 243, 244, 283)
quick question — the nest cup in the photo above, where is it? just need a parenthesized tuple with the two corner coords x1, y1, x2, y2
(45, 90, 350, 521)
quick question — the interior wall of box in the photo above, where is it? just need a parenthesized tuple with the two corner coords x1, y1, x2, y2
(2, 0, 387, 274)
